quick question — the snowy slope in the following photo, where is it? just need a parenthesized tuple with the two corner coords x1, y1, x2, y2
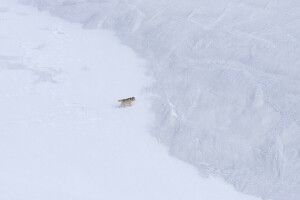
(0, 1, 263, 200)
(16, 1, 300, 200)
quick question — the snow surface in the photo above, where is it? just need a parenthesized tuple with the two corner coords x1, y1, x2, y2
(17, 1, 300, 200)
(0, 0, 263, 200)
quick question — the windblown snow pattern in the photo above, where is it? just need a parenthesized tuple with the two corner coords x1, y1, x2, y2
(1, 1, 262, 200)
(14, 0, 300, 199)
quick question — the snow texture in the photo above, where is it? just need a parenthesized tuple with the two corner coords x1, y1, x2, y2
(10, 0, 300, 199)
(0, 0, 262, 200)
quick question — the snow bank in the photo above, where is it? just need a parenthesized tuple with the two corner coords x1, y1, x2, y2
(16, 0, 300, 199)
(0, 1, 263, 200)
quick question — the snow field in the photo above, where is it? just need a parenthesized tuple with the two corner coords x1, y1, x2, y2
(20, 1, 300, 199)
(0, 1, 261, 200)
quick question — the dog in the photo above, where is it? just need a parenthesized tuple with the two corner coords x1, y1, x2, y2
(118, 97, 136, 108)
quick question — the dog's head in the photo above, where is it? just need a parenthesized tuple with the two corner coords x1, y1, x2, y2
(132, 97, 136, 101)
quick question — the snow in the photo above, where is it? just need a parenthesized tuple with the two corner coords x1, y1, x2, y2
(17, 1, 300, 199)
(2, 0, 300, 199)
(0, 1, 263, 200)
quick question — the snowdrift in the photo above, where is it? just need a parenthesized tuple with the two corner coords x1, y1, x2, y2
(18, 0, 300, 199)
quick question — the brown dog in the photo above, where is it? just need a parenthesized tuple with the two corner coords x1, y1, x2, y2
(118, 97, 136, 107)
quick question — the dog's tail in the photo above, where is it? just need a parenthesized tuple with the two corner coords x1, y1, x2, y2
(118, 99, 123, 102)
